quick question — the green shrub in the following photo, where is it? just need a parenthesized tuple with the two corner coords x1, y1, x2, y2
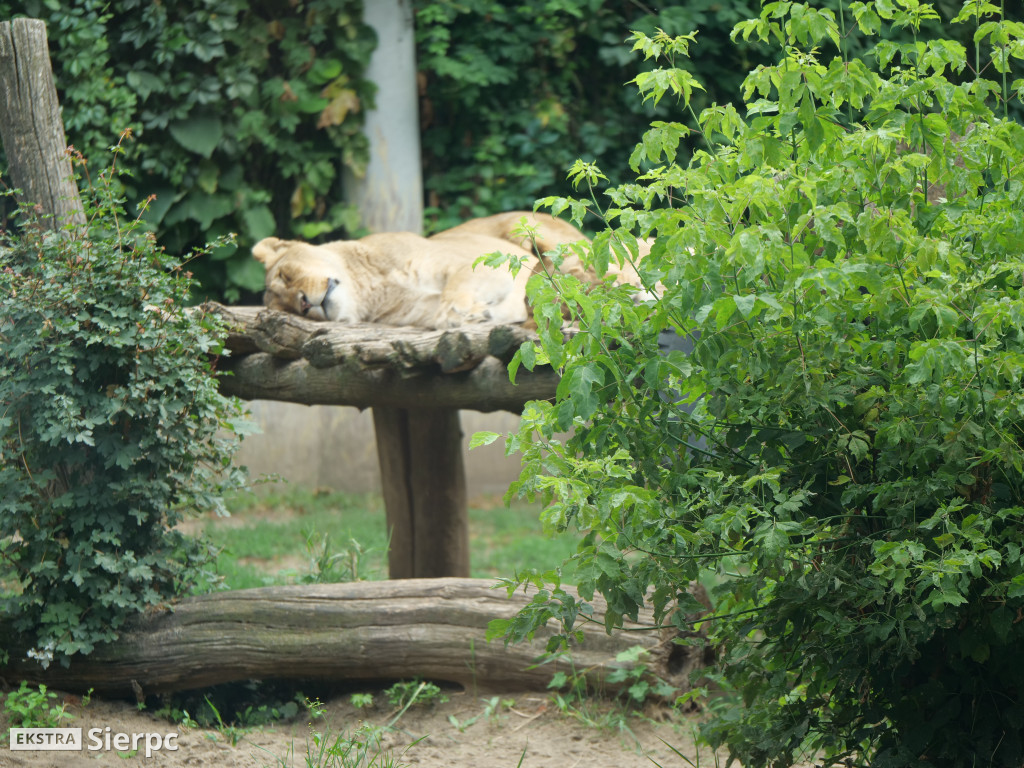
(412, 0, 1006, 233)
(0, 147, 249, 665)
(489, 2, 1024, 766)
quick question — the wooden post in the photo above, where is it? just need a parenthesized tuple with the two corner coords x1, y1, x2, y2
(0, 18, 85, 230)
(374, 408, 469, 579)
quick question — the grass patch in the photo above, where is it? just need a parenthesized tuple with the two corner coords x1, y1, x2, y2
(186, 486, 576, 589)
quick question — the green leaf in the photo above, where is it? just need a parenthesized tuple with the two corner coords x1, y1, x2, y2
(557, 362, 604, 420)
(733, 293, 757, 319)
(485, 618, 512, 643)
(469, 431, 501, 450)
(226, 257, 268, 293)
(168, 116, 224, 158)
(242, 205, 277, 241)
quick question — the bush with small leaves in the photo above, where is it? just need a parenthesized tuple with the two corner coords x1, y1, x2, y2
(0, 146, 249, 665)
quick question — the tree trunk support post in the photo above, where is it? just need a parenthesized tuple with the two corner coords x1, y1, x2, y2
(373, 407, 470, 579)
(211, 305, 563, 579)
(0, 18, 85, 230)
(347, 1, 457, 579)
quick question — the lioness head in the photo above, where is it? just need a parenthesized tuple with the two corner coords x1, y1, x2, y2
(252, 237, 360, 322)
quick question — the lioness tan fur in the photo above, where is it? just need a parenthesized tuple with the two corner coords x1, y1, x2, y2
(253, 211, 639, 329)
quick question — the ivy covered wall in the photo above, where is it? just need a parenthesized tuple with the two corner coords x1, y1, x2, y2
(0, 0, 374, 301)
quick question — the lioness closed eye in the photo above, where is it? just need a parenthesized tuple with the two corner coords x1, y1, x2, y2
(252, 211, 644, 330)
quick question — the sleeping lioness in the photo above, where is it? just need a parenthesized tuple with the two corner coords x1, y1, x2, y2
(252, 211, 642, 329)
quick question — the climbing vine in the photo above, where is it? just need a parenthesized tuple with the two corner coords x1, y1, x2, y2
(0, 0, 374, 301)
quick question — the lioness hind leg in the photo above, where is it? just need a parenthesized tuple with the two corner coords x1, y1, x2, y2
(439, 290, 529, 327)
(438, 265, 531, 328)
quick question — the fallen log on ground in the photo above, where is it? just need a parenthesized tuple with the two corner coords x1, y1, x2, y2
(1, 578, 711, 700)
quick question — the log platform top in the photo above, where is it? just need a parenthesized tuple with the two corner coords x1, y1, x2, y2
(205, 302, 564, 413)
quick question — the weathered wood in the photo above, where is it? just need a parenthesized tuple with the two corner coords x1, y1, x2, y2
(0, 18, 85, 230)
(202, 302, 564, 578)
(208, 303, 545, 371)
(374, 408, 469, 579)
(206, 303, 561, 413)
(218, 353, 558, 412)
(1, 580, 711, 699)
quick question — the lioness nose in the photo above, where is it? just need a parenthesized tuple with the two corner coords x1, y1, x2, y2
(299, 293, 311, 314)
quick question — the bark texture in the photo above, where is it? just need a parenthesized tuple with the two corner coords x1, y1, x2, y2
(207, 304, 556, 412)
(1, 579, 712, 700)
(373, 408, 469, 579)
(0, 18, 85, 230)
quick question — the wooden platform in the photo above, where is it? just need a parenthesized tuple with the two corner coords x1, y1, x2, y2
(207, 304, 561, 579)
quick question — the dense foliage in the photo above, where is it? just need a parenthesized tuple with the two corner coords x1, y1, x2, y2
(413, 0, 1003, 232)
(486, 2, 1024, 766)
(0, 0, 374, 301)
(0, 151, 248, 665)
(2, 0, 1000, 300)
(413, 0, 768, 231)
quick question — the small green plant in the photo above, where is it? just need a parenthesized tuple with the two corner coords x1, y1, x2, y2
(300, 530, 370, 584)
(305, 696, 328, 722)
(200, 696, 249, 747)
(350, 693, 374, 710)
(2, 682, 73, 735)
(539, 654, 638, 738)
(651, 731, 725, 768)
(260, 698, 419, 768)
(383, 679, 448, 712)
(152, 681, 303, 738)
(238, 699, 300, 728)
(152, 704, 199, 730)
(483, 696, 514, 723)
(306, 723, 403, 768)
(546, 662, 590, 718)
(447, 696, 515, 732)
(606, 646, 678, 707)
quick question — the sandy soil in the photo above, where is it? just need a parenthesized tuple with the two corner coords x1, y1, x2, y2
(3, 687, 720, 768)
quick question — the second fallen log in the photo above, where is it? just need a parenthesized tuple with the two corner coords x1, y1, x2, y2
(1, 578, 712, 700)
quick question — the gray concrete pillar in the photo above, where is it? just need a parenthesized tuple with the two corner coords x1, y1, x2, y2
(345, 0, 423, 234)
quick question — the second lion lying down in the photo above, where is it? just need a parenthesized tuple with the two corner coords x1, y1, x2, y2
(252, 211, 642, 329)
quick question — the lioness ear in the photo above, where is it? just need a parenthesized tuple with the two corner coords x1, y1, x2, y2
(252, 237, 287, 270)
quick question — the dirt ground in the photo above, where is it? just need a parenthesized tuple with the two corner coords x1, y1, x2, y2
(4, 686, 721, 768)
